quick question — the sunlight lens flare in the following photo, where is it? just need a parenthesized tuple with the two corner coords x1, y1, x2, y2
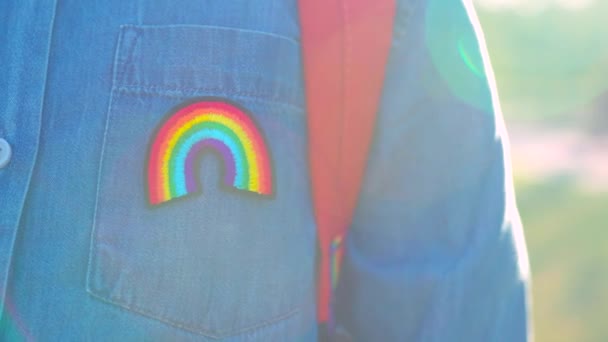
(424, 0, 494, 112)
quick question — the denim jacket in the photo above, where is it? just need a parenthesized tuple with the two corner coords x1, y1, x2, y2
(0, 0, 530, 340)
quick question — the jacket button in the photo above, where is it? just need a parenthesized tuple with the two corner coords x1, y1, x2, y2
(0, 138, 12, 168)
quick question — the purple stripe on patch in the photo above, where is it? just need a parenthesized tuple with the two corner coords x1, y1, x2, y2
(184, 139, 236, 193)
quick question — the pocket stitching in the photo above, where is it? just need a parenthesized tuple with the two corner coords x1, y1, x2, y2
(115, 85, 304, 112)
(87, 84, 302, 339)
(85, 285, 300, 339)
(87, 24, 303, 337)
(121, 24, 300, 46)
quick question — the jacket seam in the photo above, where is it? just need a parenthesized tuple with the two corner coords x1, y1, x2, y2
(113, 85, 304, 111)
(0, 0, 58, 322)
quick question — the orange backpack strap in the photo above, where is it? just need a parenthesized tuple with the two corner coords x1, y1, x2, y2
(298, 0, 396, 329)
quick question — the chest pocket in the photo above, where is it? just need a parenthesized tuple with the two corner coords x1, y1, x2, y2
(87, 25, 315, 338)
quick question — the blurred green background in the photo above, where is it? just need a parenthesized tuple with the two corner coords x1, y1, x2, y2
(474, 1, 608, 341)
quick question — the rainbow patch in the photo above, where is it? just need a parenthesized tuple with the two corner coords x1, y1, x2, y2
(147, 99, 273, 205)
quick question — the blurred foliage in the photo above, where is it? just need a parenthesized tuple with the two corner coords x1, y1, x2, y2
(476, 4, 608, 125)
(476, 3, 608, 341)
(516, 178, 608, 342)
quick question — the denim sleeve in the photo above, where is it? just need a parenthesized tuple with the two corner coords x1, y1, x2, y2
(334, 1, 532, 341)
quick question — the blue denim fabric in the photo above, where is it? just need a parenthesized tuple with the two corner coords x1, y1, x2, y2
(0, 0, 530, 341)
